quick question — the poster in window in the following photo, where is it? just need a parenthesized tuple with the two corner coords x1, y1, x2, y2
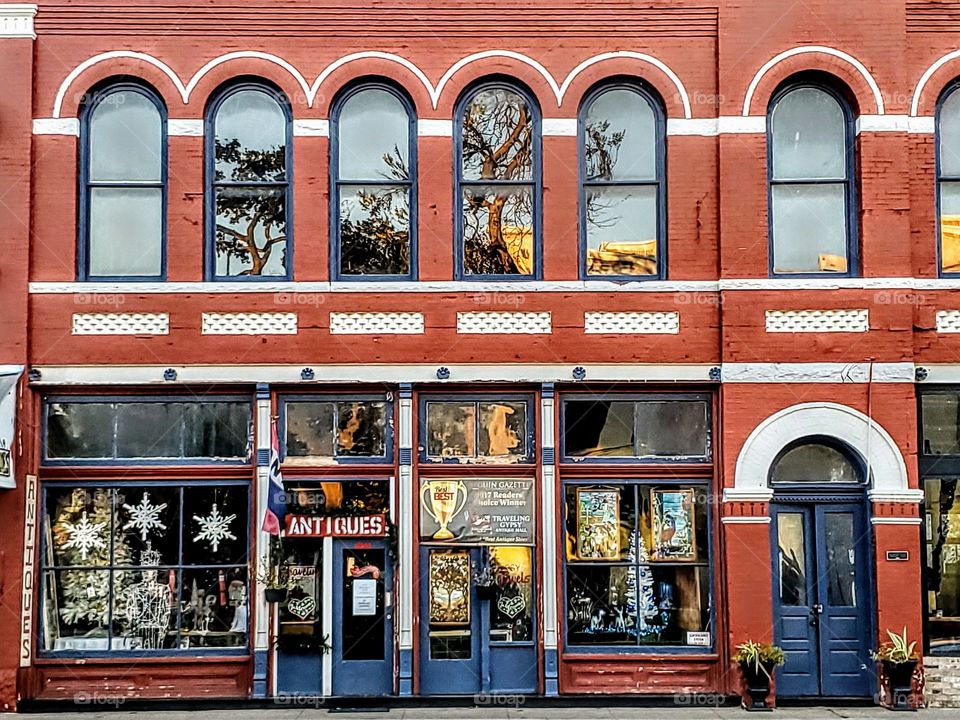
(281, 565, 318, 624)
(428, 551, 470, 625)
(576, 488, 620, 560)
(352, 578, 377, 616)
(651, 488, 696, 562)
(419, 478, 534, 545)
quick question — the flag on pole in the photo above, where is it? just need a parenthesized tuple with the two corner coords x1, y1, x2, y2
(261, 418, 287, 535)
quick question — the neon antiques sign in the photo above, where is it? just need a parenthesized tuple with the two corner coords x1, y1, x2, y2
(284, 513, 387, 538)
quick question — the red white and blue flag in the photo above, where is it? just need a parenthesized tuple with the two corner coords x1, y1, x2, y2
(261, 419, 287, 536)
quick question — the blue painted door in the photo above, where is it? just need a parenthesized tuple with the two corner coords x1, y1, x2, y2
(772, 503, 873, 697)
(419, 546, 538, 695)
(331, 541, 394, 696)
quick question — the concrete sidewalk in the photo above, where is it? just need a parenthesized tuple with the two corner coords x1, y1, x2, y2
(5, 707, 957, 719)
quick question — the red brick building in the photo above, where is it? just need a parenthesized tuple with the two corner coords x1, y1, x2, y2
(2, 0, 960, 709)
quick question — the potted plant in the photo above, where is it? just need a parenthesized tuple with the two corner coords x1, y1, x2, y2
(473, 558, 497, 600)
(254, 554, 289, 603)
(734, 640, 785, 711)
(872, 627, 920, 711)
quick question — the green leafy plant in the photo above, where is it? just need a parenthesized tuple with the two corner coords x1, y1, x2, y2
(871, 627, 919, 664)
(735, 640, 786, 679)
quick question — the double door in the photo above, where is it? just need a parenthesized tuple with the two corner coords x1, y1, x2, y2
(771, 502, 873, 697)
(418, 546, 537, 695)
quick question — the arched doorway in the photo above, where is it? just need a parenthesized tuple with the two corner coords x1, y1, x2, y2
(769, 438, 874, 698)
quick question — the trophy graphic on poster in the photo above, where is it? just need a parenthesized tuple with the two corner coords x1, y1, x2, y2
(420, 480, 468, 540)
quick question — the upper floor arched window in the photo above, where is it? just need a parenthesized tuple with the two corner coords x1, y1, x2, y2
(331, 82, 416, 280)
(79, 81, 166, 280)
(206, 82, 292, 280)
(455, 81, 541, 279)
(579, 82, 665, 279)
(769, 438, 864, 485)
(768, 83, 857, 276)
(938, 85, 960, 275)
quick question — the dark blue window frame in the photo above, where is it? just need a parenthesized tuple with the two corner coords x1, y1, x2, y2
(329, 81, 418, 281)
(78, 80, 168, 282)
(418, 393, 536, 464)
(279, 393, 395, 465)
(936, 83, 960, 277)
(453, 79, 542, 281)
(204, 80, 294, 282)
(37, 478, 251, 659)
(560, 392, 712, 465)
(41, 395, 254, 467)
(560, 476, 716, 655)
(766, 81, 859, 278)
(578, 81, 667, 281)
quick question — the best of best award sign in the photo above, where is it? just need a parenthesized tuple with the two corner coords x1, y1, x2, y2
(420, 478, 535, 545)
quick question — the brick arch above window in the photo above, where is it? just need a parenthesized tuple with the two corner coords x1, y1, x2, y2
(741, 45, 884, 117)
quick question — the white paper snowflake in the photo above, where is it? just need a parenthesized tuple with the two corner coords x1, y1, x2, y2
(61, 511, 108, 561)
(192, 503, 237, 553)
(122, 491, 168, 542)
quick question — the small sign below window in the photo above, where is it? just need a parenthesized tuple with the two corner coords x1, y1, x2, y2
(686, 631, 712, 647)
(886, 550, 909, 562)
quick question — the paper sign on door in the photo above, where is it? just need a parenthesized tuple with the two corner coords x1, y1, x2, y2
(353, 578, 377, 616)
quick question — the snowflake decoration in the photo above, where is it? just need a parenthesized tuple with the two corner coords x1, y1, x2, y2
(61, 511, 108, 561)
(122, 491, 168, 542)
(192, 502, 237, 553)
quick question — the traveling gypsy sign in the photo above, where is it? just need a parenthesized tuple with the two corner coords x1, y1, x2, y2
(419, 478, 535, 545)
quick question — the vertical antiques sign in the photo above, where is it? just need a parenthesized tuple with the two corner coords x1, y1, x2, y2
(419, 478, 535, 544)
(20, 474, 37, 666)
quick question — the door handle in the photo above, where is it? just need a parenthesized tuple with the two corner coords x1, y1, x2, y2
(811, 604, 824, 614)
(809, 604, 823, 626)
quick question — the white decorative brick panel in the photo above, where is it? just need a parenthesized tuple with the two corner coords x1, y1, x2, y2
(936, 310, 960, 333)
(329, 312, 424, 335)
(201, 312, 297, 335)
(457, 311, 552, 334)
(765, 309, 869, 333)
(583, 311, 679, 334)
(72, 313, 169, 336)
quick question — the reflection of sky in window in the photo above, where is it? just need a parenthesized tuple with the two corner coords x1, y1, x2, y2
(942, 91, 960, 176)
(771, 88, 845, 180)
(584, 89, 656, 181)
(90, 91, 161, 182)
(215, 90, 285, 180)
(585, 187, 657, 246)
(462, 89, 532, 181)
(339, 89, 408, 180)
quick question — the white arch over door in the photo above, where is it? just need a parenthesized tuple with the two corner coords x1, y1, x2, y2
(728, 402, 921, 503)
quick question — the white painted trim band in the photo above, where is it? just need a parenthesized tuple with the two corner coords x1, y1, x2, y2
(720, 516, 772, 524)
(168, 119, 203, 136)
(32, 118, 79, 136)
(871, 517, 923, 525)
(417, 119, 452, 137)
(292, 119, 329, 137)
(542, 118, 577, 136)
(0, 3, 36, 39)
(29, 363, 718, 385)
(723, 362, 914, 384)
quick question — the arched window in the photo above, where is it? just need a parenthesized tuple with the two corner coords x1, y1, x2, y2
(455, 82, 541, 279)
(206, 83, 291, 280)
(79, 82, 166, 280)
(768, 84, 856, 276)
(938, 85, 960, 275)
(769, 439, 864, 485)
(331, 83, 416, 279)
(579, 83, 665, 279)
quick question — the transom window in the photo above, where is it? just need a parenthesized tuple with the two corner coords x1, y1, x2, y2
(420, 396, 533, 463)
(580, 83, 665, 278)
(938, 86, 960, 274)
(281, 395, 392, 464)
(79, 82, 166, 280)
(562, 395, 711, 462)
(331, 83, 416, 279)
(455, 82, 541, 279)
(206, 83, 292, 280)
(43, 398, 252, 464)
(769, 440, 864, 484)
(768, 83, 856, 276)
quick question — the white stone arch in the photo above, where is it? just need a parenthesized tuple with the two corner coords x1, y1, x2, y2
(741, 45, 886, 116)
(729, 402, 919, 503)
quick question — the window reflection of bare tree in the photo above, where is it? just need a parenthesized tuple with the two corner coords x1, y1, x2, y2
(461, 89, 534, 275)
(214, 139, 286, 276)
(339, 148, 410, 275)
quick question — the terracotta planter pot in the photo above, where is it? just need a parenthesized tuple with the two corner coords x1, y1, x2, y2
(739, 662, 775, 712)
